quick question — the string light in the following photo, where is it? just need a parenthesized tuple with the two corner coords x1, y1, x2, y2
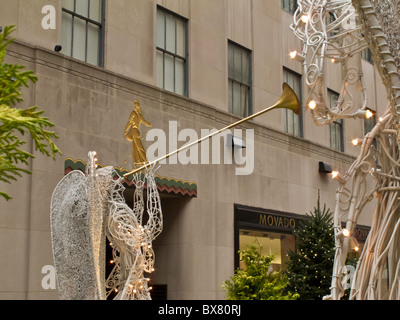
(366, 109, 374, 119)
(331, 171, 346, 184)
(300, 14, 309, 23)
(352, 138, 363, 146)
(289, 51, 305, 62)
(342, 228, 350, 237)
(308, 100, 317, 110)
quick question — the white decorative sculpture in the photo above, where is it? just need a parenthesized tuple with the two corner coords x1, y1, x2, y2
(50, 151, 162, 300)
(291, 0, 400, 300)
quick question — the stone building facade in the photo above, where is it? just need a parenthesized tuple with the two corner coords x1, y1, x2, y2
(0, 0, 386, 299)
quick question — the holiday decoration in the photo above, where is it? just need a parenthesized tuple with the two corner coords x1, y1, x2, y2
(124, 100, 152, 167)
(51, 151, 162, 300)
(286, 199, 335, 300)
(291, 0, 400, 300)
(51, 98, 162, 300)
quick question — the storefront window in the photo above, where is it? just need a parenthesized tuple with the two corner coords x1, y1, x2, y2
(239, 229, 295, 271)
(234, 205, 370, 273)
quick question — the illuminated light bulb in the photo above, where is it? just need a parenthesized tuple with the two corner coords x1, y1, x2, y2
(301, 15, 309, 23)
(331, 170, 346, 184)
(133, 289, 137, 293)
(354, 246, 360, 252)
(149, 287, 153, 290)
(331, 58, 335, 63)
(352, 138, 363, 146)
(308, 100, 317, 110)
(151, 268, 155, 272)
(366, 109, 374, 119)
(115, 289, 118, 293)
(110, 260, 114, 264)
(289, 51, 305, 62)
(379, 117, 383, 122)
(342, 228, 350, 237)
(129, 284, 133, 288)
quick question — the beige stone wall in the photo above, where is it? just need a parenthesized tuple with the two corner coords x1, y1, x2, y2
(0, 0, 387, 299)
(0, 0, 385, 154)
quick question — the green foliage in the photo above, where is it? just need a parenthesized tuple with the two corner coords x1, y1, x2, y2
(0, 26, 61, 200)
(285, 197, 335, 300)
(222, 241, 299, 300)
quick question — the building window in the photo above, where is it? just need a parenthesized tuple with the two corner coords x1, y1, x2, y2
(61, 0, 105, 67)
(361, 48, 374, 64)
(329, 90, 344, 152)
(283, 68, 303, 137)
(281, 0, 298, 14)
(228, 41, 252, 118)
(156, 7, 188, 96)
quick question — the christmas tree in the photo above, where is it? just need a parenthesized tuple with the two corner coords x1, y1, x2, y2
(285, 196, 335, 300)
(222, 241, 299, 300)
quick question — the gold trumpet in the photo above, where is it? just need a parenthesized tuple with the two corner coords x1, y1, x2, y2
(123, 82, 301, 178)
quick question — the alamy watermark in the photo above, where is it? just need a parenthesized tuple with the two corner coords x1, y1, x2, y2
(41, 5, 56, 30)
(145, 121, 255, 176)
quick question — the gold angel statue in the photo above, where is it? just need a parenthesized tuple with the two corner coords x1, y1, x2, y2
(124, 100, 152, 167)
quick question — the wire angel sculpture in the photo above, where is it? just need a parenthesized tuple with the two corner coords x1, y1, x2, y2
(291, 0, 370, 125)
(291, 0, 400, 300)
(50, 151, 162, 300)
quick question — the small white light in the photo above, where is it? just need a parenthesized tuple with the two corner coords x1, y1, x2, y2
(309, 100, 317, 110)
(366, 110, 374, 119)
(332, 171, 346, 184)
(301, 15, 309, 23)
(342, 228, 350, 237)
(352, 138, 363, 146)
(289, 51, 305, 62)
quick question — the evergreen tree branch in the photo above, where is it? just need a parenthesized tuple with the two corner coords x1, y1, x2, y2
(0, 26, 61, 201)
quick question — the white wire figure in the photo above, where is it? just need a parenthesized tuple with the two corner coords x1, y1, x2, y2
(290, 0, 370, 125)
(291, 0, 400, 300)
(51, 152, 163, 300)
(106, 164, 162, 300)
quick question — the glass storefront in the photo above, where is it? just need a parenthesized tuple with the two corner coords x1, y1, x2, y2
(238, 229, 295, 271)
(234, 204, 370, 271)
